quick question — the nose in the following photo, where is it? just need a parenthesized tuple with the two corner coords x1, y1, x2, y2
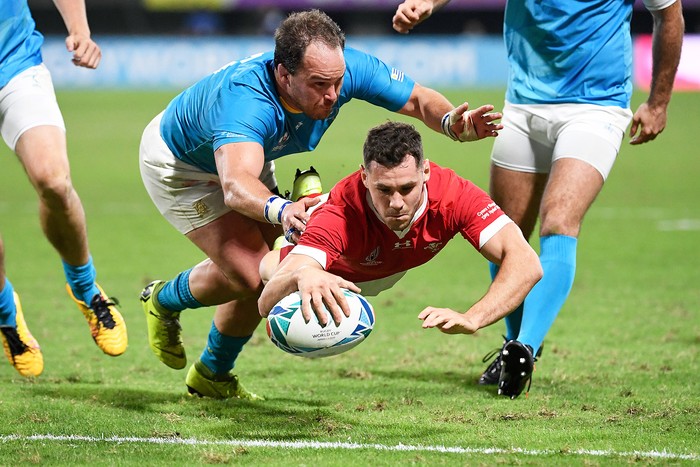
(325, 85, 338, 102)
(389, 192, 404, 211)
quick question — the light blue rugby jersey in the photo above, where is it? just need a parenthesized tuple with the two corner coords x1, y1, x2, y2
(160, 47, 415, 174)
(0, 0, 43, 88)
(505, 0, 635, 108)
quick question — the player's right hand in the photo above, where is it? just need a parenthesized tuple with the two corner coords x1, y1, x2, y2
(392, 0, 436, 33)
(281, 196, 321, 244)
(296, 268, 361, 327)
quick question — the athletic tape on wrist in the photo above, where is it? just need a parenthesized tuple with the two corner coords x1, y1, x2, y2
(441, 111, 459, 141)
(264, 196, 292, 224)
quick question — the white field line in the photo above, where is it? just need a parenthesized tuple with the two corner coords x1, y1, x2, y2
(0, 434, 698, 461)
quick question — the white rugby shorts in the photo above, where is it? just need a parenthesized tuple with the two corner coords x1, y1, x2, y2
(491, 101, 633, 180)
(139, 112, 277, 234)
(0, 64, 65, 152)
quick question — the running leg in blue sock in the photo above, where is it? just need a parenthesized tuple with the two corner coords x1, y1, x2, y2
(517, 234, 577, 355)
(157, 269, 204, 312)
(0, 278, 17, 327)
(63, 256, 101, 304)
(199, 321, 251, 375)
(489, 261, 523, 341)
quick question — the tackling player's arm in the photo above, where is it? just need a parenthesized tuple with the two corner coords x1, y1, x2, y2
(215, 141, 318, 236)
(419, 223, 542, 334)
(397, 84, 503, 141)
(53, 0, 101, 69)
(258, 252, 360, 326)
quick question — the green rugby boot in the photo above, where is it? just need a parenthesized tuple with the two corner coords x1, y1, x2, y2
(186, 360, 263, 400)
(141, 280, 186, 369)
(290, 166, 322, 201)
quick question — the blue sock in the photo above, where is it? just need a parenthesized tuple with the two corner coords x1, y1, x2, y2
(199, 321, 251, 375)
(157, 269, 204, 312)
(517, 234, 577, 355)
(63, 256, 100, 304)
(0, 278, 17, 327)
(489, 262, 523, 341)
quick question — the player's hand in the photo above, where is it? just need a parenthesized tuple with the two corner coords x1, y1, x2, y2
(281, 196, 321, 244)
(444, 102, 503, 142)
(393, 0, 436, 34)
(65, 33, 101, 69)
(629, 102, 667, 145)
(418, 306, 479, 334)
(296, 268, 361, 326)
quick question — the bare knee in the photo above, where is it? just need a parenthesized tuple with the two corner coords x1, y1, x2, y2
(34, 173, 77, 212)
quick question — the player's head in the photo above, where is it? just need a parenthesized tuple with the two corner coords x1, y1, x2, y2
(361, 122, 430, 231)
(274, 10, 346, 120)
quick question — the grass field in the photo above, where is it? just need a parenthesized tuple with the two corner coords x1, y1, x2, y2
(0, 89, 698, 465)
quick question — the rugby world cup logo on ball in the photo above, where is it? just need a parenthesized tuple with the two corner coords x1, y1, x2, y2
(266, 289, 375, 358)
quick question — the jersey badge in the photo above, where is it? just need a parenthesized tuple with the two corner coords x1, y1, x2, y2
(360, 246, 382, 266)
(424, 242, 443, 254)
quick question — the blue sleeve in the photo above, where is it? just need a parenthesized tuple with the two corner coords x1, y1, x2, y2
(210, 86, 278, 152)
(343, 47, 415, 112)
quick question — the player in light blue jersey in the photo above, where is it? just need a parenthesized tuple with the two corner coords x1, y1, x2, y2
(394, 0, 684, 398)
(139, 9, 504, 399)
(0, 0, 128, 378)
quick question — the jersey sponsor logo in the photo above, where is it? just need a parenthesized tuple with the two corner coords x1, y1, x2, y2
(392, 239, 412, 250)
(390, 68, 405, 82)
(424, 242, 443, 254)
(360, 246, 382, 266)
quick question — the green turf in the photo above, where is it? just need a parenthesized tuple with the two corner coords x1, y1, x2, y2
(0, 89, 698, 465)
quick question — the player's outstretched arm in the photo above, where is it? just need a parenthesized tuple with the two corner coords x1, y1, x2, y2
(52, 0, 101, 69)
(393, 0, 451, 34)
(258, 253, 360, 327)
(420, 223, 542, 335)
(630, 0, 684, 145)
(398, 85, 502, 141)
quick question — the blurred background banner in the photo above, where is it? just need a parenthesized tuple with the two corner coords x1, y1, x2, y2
(634, 34, 700, 91)
(140, 0, 507, 11)
(41, 34, 699, 91)
(41, 35, 508, 90)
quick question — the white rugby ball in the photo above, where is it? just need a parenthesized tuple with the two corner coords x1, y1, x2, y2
(266, 289, 375, 358)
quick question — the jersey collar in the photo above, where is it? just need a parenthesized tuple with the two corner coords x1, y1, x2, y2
(366, 184, 428, 239)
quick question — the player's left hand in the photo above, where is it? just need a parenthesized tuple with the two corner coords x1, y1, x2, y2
(445, 102, 503, 142)
(65, 33, 101, 69)
(418, 306, 479, 334)
(281, 196, 321, 244)
(629, 102, 667, 145)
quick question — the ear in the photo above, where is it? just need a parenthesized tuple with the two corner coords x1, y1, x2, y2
(423, 159, 431, 183)
(360, 164, 369, 188)
(276, 63, 291, 86)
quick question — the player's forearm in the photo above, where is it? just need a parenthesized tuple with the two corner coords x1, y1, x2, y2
(258, 272, 298, 317)
(648, 1, 684, 109)
(52, 0, 91, 36)
(399, 84, 455, 134)
(469, 251, 542, 329)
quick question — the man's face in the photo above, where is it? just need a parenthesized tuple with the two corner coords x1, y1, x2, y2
(277, 42, 345, 120)
(362, 155, 430, 231)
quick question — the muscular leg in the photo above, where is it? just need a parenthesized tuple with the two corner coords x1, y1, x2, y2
(15, 126, 89, 267)
(181, 209, 280, 374)
(516, 157, 605, 353)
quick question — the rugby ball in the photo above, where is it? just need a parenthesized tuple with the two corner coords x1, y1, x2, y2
(266, 289, 375, 358)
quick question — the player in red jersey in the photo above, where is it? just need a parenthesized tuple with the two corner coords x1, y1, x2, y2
(259, 122, 542, 397)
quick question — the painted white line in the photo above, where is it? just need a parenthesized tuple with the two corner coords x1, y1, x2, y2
(0, 434, 698, 461)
